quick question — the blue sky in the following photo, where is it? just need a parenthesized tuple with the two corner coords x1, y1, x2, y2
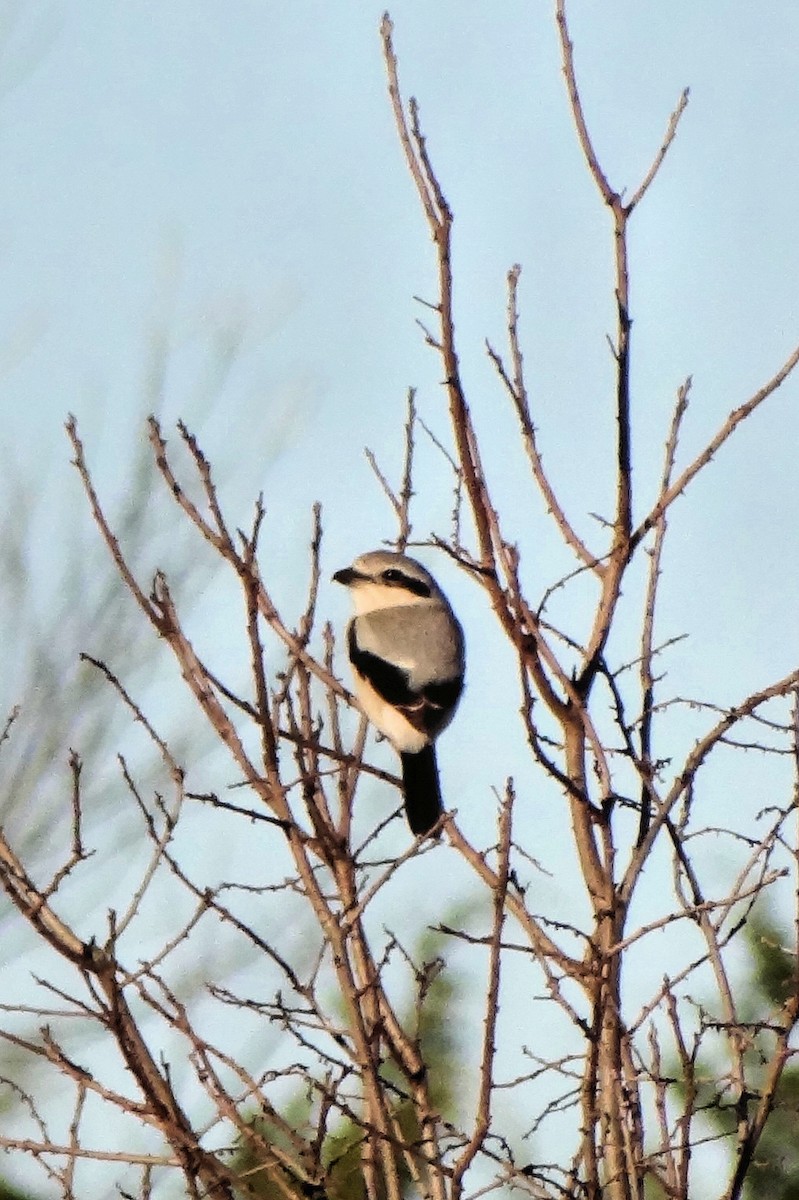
(2, 2, 797, 657)
(2, 3, 799, 1195)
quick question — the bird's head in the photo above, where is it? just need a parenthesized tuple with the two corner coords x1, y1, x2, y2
(333, 551, 444, 615)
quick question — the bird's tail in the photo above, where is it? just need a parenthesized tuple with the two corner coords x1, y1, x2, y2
(400, 745, 443, 836)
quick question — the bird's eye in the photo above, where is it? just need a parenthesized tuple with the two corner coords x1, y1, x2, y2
(381, 567, 431, 598)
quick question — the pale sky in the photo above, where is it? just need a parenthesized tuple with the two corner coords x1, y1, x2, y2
(2, 3, 799, 1196)
(2, 2, 797, 671)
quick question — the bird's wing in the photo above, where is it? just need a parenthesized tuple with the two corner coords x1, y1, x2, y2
(354, 604, 465, 683)
(348, 623, 462, 738)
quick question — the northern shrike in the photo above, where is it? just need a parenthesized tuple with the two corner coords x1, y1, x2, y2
(333, 551, 465, 836)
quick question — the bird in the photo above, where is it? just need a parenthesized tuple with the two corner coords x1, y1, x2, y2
(333, 550, 465, 836)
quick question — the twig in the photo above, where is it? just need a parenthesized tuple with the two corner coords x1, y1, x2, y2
(451, 784, 513, 1197)
(633, 341, 799, 549)
(637, 379, 691, 842)
(488, 265, 597, 571)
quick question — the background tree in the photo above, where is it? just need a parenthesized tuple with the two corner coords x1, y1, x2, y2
(659, 910, 799, 1200)
(2, 5, 799, 1200)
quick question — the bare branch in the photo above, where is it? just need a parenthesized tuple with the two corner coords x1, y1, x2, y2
(554, 0, 616, 205)
(627, 88, 690, 212)
(487, 264, 598, 571)
(451, 783, 513, 1196)
(633, 341, 799, 548)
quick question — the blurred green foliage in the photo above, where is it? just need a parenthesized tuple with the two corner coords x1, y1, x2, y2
(660, 910, 799, 1200)
(231, 921, 463, 1200)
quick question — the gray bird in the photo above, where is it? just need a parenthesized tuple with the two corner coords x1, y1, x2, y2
(333, 551, 465, 836)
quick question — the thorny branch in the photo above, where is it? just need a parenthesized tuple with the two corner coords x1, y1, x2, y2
(381, 3, 799, 1199)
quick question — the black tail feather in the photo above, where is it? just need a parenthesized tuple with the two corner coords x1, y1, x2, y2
(400, 745, 443, 835)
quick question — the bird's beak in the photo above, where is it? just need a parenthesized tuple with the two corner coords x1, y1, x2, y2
(332, 567, 362, 586)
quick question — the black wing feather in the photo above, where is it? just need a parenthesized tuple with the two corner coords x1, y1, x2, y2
(348, 623, 463, 738)
(425, 676, 464, 711)
(348, 623, 416, 706)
